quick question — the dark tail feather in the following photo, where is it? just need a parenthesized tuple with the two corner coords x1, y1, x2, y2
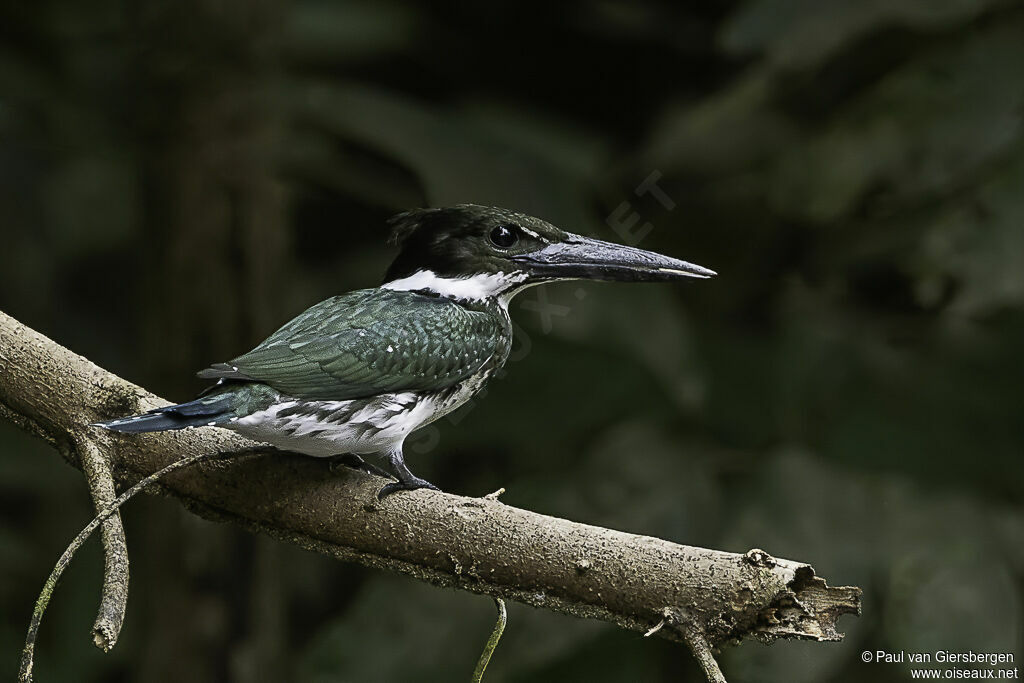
(94, 393, 236, 433)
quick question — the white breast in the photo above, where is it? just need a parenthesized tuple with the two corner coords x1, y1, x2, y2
(226, 377, 488, 458)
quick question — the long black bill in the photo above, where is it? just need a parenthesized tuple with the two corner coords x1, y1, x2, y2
(512, 233, 716, 282)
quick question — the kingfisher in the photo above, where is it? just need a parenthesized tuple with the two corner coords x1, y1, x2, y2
(97, 205, 715, 497)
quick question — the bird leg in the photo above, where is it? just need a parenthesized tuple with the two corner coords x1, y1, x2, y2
(329, 453, 395, 481)
(377, 447, 440, 499)
(218, 445, 288, 459)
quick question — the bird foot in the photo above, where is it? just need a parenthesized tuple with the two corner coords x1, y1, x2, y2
(377, 477, 440, 500)
(329, 454, 394, 480)
(219, 445, 286, 459)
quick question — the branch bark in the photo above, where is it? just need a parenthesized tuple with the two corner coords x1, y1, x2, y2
(76, 436, 129, 651)
(0, 309, 860, 680)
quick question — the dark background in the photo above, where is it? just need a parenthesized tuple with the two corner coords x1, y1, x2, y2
(2, 1, 1022, 681)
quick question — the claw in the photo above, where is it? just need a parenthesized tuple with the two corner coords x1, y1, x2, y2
(376, 445, 441, 499)
(377, 478, 440, 500)
(330, 453, 394, 480)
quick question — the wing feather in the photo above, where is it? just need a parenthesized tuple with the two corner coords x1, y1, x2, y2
(197, 290, 506, 400)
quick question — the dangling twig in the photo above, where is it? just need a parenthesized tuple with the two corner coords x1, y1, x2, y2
(683, 626, 727, 683)
(76, 436, 129, 652)
(471, 598, 507, 683)
(17, 446, 273, 683)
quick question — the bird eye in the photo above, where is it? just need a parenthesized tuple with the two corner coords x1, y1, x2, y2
(488, 225, 519, 249)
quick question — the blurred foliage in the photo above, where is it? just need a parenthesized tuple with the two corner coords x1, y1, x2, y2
(1, 1, 1023, 681)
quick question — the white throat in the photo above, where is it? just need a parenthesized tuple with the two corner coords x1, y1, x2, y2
(383, 269, 530, 305)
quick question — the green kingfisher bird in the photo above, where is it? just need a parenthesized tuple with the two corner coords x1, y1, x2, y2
(97, 205, 715, 497)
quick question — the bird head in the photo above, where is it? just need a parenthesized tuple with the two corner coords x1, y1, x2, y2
(383, 204, 715, 302)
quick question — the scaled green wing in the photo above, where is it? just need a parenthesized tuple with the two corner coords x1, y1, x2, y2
(198, 290, 507, 400)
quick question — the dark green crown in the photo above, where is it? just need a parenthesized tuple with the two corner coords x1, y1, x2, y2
(384, 205, 566, 282)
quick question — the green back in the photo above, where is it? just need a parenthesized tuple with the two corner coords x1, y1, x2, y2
(199, 289, 510, 400)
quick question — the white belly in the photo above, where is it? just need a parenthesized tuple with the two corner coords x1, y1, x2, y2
(225, 377, 486, 457)
(228, 393, 424, 457)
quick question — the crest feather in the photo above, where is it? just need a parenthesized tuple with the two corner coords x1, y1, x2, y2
(388, 207, 439, 246)
(388, 204, 494, 246)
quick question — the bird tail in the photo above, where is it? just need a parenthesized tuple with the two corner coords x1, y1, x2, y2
(94, 393, 236, 433)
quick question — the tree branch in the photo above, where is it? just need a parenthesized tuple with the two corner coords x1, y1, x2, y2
(684, 627, 727, 683)
(0, 309, 860, 681)
(76, 435, 129, 651)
